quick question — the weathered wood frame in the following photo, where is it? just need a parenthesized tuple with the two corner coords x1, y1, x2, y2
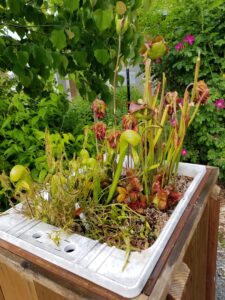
(0, 167, 219, 300)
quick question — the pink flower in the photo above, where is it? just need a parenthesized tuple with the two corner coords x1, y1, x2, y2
(177, 98, 184, 106)
(181, 149, 188, 156)
(183, 34, 195, 45)
(214, 99, 225, 110)
(175, 42, 184, 51)
(171, 118, 177, 128)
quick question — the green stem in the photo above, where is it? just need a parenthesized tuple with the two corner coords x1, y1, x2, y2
(158, 73, 166, 120)
(113, 34, 122, 128)
(191, 54, 200, 102)
(153, 106, 168, 146)
(106, 145, 127, 204)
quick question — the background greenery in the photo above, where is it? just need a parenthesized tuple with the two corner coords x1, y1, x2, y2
(138, 0, 225, 179)
(0, 0, 145, 101)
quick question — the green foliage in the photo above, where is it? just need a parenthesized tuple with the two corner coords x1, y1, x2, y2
(139, 0, 225, 178)
(105, 86, 142, 126)
(140, 0, 225, 91)
(0, 0, 144, 100)
(62, 98, 93, 135)
(183, 99, 225, 180)
(62, 86, 142, 133)
(0, 74, 80, 181)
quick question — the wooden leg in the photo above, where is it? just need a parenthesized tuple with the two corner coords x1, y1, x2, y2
(206, 185, 220, 300)
(167, 262, 190, 300)
(0, 287, 5, 300)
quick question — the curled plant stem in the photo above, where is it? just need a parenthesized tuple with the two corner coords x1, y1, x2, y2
(113, 34, 122, 129)
(191, 54, 200, 102)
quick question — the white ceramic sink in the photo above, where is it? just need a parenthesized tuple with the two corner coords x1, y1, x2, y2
(0, 163, 206, 298)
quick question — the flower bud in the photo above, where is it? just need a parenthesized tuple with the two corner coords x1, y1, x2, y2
(115, 15, 129, 35)
(195, 81, 210, 104)
(93, 122, 107, 141)
(140, 36, 168, 61)
(108, 131, 121, 149)
(92, 98, 106, 119)
(122, 113, 138, 131)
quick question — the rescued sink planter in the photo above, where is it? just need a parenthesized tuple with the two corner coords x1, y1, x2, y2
(0, 162, 206, 298)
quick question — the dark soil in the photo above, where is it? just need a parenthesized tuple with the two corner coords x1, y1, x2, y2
(145, 175, 193, 235)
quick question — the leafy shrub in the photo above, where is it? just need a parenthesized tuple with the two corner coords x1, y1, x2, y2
(62, 98, 93, 136)
(0, 1, 144, 100)
(0, 75, 78, 180)
(139, 0, 225, 179)
(105, 86, 142, 126)
(183, 98, 225, 180)
(62, 86, 142, 131)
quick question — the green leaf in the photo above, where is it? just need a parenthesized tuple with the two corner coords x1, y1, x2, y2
(37, 0, 43, 6)
(60, 55, 68, 70)
(71, 26, 80, 43)
(52, 52, 62, 68)
(0, 0, 6, 7)
(17, 51, 29, 67)
(7, 0, 24, 15)
(73, 51, 87, 66)
(50, 30, 67, 50)
(65, 29, 75, 39)
(93, 8, 113, 31)
(4, 47, 17, 63)
(0, 38, 5, 47)
(142, 0, 152, 10)
(94, 49, 109, 65)
(90, 0, 97, 7)
(38, 169, 47, 182)
(13, 63, 24, 77)
(64, 0, 79, 12)
(132, 0, 142, 9)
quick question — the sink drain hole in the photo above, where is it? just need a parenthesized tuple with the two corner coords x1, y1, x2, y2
(32, 232, 42, 239)
(64, 245, 75, 253)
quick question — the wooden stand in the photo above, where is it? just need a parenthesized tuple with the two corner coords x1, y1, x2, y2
(0, 167, 219, 300)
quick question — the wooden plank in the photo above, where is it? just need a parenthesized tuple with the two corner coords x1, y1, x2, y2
(0, 243, 124, 300)
(143, 168, 218, 297)
(205, 185, 220, 300)
(0, 259, 38, 300)
(0, 287, 5, 300)
(34, 282, 72, 300)
(0, 248, 122, 300)
(133, 294, 149, 300)
(183, 200, 209, 300)
(167, 262, 190, 300)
